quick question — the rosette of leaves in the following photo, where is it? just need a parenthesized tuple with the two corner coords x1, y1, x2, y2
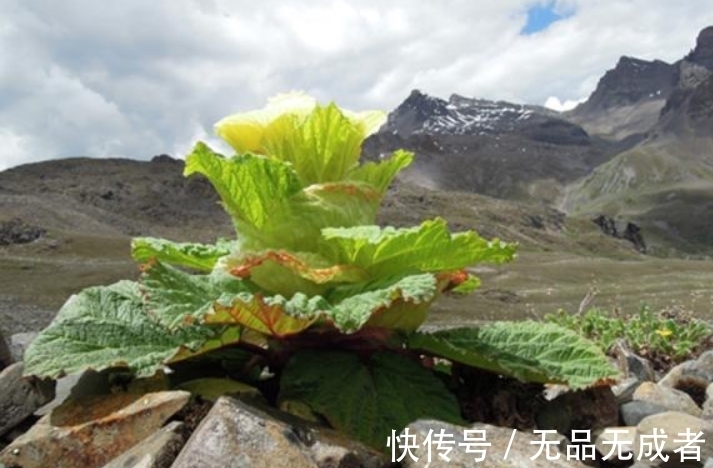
(24, 92, 618, 450)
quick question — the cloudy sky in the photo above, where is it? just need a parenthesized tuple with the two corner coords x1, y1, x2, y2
(1, 1, 712, 171)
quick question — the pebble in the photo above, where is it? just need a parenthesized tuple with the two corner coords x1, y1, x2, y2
(633, 381, 702, 417)
(171, 396, 387, 468)
(620, 400, 669, 426)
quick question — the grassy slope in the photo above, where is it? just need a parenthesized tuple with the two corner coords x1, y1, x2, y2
(380, 184, 713, 327)
(561, 137, 713, 255)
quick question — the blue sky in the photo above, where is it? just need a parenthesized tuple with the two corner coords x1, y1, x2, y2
(1, 1, 712, 170)
(521, 2, 574, 35)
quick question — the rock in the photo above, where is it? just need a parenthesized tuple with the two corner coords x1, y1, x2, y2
(35, 369, 116, 417)
(8, 331, 38, 363)
(101, 421, 186, 468)
(35, 369, 168, 417)
(633, 381, 702, 417)
(688, 26, 713, 70)
(0, 390, 190, 468)
(592, 216, 647, 253)
(707, 383, 713, 403)
(594, 427, 636, 465)
(660, 352, 713, 404)
(703, 400, 713, 421)
(635, 411, 712, 465)
(401, 419, 590, 467)
(611, 340, 656, 382)
(0, 218, 46, 245)
(659, 350, 713, 388)
(621, 401, 669, 426)
(612, 377, 643, 405)
(0, 362, 55, 437)
(171, 396, 388, 468)
(705, 457, 713, 468)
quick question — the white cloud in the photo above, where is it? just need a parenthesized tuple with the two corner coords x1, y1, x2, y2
(544, 96, 585, 112)
(1, 0, 712, 170)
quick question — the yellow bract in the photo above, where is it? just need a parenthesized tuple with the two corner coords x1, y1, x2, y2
(215, 91, 386, 155)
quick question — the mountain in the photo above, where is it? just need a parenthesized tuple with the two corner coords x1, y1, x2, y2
(567, 56, 677, 140)
(685, 25, 713, 70)
(562, 26, 713, 254)
(0, 155, 231, 242)
(364, 90, 617, 202)
(569, 26, 713, 141)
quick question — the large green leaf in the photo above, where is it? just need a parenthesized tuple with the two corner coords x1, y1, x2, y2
(131, 237, 234, 272)
(184, 142, 302, 245)
(347, 149, 413, 193)
(259, 180, 385, 253)
(321, 218, 516, 278)
(279, 350, 463, 450)
(202, 273, 441, 335)
(184, 143, 386, 252)
(140, 260, 250, 329)
(23, 281, 230, 378)
(410, 322, 619, 389)
(327, 274, 439, 332)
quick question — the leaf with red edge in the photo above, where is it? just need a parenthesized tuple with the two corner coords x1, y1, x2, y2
(219, 250, 366, 297)
(205, 293, 325, 338)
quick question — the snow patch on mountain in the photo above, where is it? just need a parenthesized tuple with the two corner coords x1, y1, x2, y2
(393, 91, 554, 135)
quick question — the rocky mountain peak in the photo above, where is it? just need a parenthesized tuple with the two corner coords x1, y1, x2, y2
(686, 25, 713, 70)
(384, 90, 449, 135)
(572, 56, 676, 115)
(385, 90, 576, 139)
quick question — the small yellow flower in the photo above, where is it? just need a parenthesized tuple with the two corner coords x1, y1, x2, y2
(655, 328, 673, 338)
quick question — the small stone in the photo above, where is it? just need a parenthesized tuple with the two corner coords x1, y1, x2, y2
(702, 400, 713, 421)
(704, 457, 713, 468)
(100, 421, 186, 468)
(659, 361, 688, 387)
(594, 427, 636, 465)
(0, 390, 190, 468)
(707, 383, 713, 403)
(0, 362, 55, 437)
(171, 396, 387, 468)
(633, 381, 701, 417)
(611, 340, 656, 382)
(660, 352, 713, 404)
(620, 400, 669, 426)
(403, 419, 589, 467)
(635, 411, 713, 464)
(9, 332, 38, 363)
(612, 377, 642, 405)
